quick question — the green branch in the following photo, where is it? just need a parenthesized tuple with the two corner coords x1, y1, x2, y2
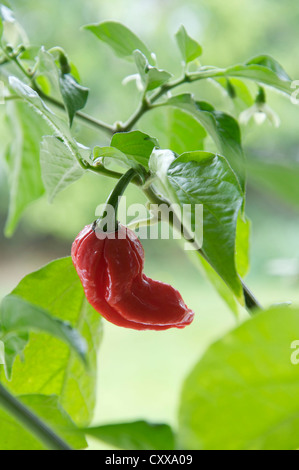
(34, 87, 115, 135)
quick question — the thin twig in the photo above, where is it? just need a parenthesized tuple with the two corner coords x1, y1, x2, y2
(0, 383, 72, 450)
(35, 88, 115, 134)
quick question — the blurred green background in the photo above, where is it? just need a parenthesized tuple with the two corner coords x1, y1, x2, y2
(1, 0, 299, 448)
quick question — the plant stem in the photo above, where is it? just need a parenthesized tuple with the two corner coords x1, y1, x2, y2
(93, 168, 140, 232)
(143, 186, 262, 314)
(0, 383, 72, 450)
(35, 87, 115, 134)
(118, 74, 191, 132)
(120, 97, 151, 132)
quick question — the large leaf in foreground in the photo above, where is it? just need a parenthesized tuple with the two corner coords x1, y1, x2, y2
(0, 295, 87, 378)
(179, 305, 299, 450)
(0, 257, 102, 426)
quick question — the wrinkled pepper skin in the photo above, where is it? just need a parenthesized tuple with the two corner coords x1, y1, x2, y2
(71, 224, 194, 330)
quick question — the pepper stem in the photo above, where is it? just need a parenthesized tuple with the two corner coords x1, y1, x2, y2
(93, 168, 139, 233)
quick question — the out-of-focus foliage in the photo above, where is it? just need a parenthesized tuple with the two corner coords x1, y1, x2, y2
(1, 0, 298, 245)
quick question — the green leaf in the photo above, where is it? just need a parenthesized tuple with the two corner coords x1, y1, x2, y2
(0, 257, 102, 426)
(59, 73, 89, 126)
(236, 213, 251, 278)
(9, 77, 81, 155)
(0, 295, 88, 364)
(35, 47, 61, 97)
(40, 136, 84, 202)
(0, 332, 28, 380)
(175, 25, 202, 64)
(224, 56, 292, 95)
(0, 340, 4, 365)
(4, 101, 47, 236)
(195, 55, 292, 96)
(0, 394, 87, 450)
(144, 107, 207, 155)
(214, 77, 254, 108)
(84, 420, 175, 450)
(9, 77, 87, 198)
(179, 305, 299, 450)
(133, 50, 172, 91)
(246, 55, 291, 81)
(84, 21, 152, 62)
(110, 130, 159, 169)
(0, 16, 3, 39)
(167, 151, 244, 300)
(92, 146, 144, 179)
(164, 94, 245, 190)
(166, 108, 207, 154)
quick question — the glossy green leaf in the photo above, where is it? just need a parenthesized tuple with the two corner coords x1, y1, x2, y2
(4, 101, 46, 236)
(175, 25, 202, 64)
(164, 94, 245, 190)
(84, 21, 152, 62)
(111, 130, 158, 169)
(84, 420, 175, 450)
(148, 110, 239, 314)
(187, 214, 250, 317)
(236, 213, 251, 278)
(59, 73, 89, 126)
(0, 394, 87, 450)
(179, 305, 299, 450)
(0, 257, 102, 426)
(40, 136, 84, 202)
(167, 151, 244, 300)
(133, 50, 172, 91)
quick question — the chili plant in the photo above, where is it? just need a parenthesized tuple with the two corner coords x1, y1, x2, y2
(0, 3, 298, 450)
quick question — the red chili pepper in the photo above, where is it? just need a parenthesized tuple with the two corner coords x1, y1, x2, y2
(72, 224, 194, 330)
